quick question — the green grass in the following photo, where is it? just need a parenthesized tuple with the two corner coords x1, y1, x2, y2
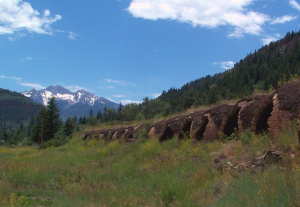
(0, 131, 299, 207)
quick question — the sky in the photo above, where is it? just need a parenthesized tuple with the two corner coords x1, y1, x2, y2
(0, 0, 300, 104)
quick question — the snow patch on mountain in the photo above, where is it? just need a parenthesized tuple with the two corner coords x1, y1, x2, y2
(23, 85, 108, 106)
(23, 85, 119, 119)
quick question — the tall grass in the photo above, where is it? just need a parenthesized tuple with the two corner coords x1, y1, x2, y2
(0, 130, 299, 207)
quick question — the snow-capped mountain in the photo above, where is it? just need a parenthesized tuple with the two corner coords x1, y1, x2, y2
(23, 85, 119, 119)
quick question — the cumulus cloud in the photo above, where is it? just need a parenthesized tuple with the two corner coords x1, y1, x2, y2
(128, 0, 270, 37)
(0, 0, 61, 35)
(290, 0, 300, 11)
(271, 15, 297, 24)
(214, 61, 235, 70)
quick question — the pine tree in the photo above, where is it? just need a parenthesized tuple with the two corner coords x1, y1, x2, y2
(32, 98, 61, 145)
(96, 111, 103, 121)
(64, 118, 75, 136)
(32, 107, 47, 144)
(89, 109, 94, 118)
(45, 98, 61, 141)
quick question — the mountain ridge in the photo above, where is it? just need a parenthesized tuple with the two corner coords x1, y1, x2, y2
(0, 88, 42, 126)
(114, 31, 300, 121)
(23, 85, 119, 119)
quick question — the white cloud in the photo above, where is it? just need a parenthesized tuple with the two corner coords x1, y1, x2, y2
(0, 74, 44, 89)
(128, 0, 270, 37)
(21, 56, 33, 61)
(109, 94, 143, 105)
(0, 0, 61, 35)
(214, 61, 235, 70)
(104, 78, 136, 87)
(104, 79, 123, 84)
(19, 82, 44, 90)
(107, 97, 141, 105)
(151, 93, 161, 98)
(105, 85, 116, 89)
(68, 32, 78, 40)
(120, 99, 142, 105)
(271, 15, 297, 24)
(290, 0, 300, 11)
(112, 94, 127, 98)
(0, 75, 22, 81)
(108, 96, 142, 105)
(261, 34, 281, 45)
(261, 37, 276, 45)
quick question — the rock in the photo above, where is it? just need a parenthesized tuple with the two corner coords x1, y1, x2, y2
(268, 81, 300, 137)
(238, 95, 273, 133)
(148, 123, 169, 141)
(189, 111, 208, 140)
(148, 126, 158, 139)
(83, 126, 137, 141)
(148, 115, 192, 141)
(122, 127, 134, 139)
(214, 150, 283, 172)
(203, 104, 240, 140)
(83, 130, 106, 140)
(111, 128, 125, 140)
(106, 130, 115, 140)
(252, 150, 282, 166)
(84, 80, 300, 143)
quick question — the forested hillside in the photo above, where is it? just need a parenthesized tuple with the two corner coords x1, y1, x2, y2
(0, 88, 42, 126)
(118, 31, 300, 120)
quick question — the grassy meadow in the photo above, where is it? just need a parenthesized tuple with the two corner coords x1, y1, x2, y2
(0, 127, 299, 207)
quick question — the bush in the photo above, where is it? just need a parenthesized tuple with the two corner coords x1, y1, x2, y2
(40, 130, 69, 148)
(239, 131, 254, 145)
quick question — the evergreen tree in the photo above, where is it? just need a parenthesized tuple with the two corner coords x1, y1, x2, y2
(32, 98, 61, 145)
(89, 109, 94, 118)
(32, 107, 47, 144)
(45, 98, 61, 141)
(96, 111, 103, 121)
(64, 118, 76, 136)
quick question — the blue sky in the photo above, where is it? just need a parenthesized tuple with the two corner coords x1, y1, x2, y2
(1, 0, 300, 104)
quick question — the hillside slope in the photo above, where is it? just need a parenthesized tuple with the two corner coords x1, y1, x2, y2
(122, 31, 300, 120)
(0, 88, 42, 126)
(84, 79, 300, 145)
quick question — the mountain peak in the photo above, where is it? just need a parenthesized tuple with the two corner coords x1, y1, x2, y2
(29, 88, 38, 92)
(46, 85, 72, 94)
(23, 85, 119, 118)
(76, 89, 91, 94)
